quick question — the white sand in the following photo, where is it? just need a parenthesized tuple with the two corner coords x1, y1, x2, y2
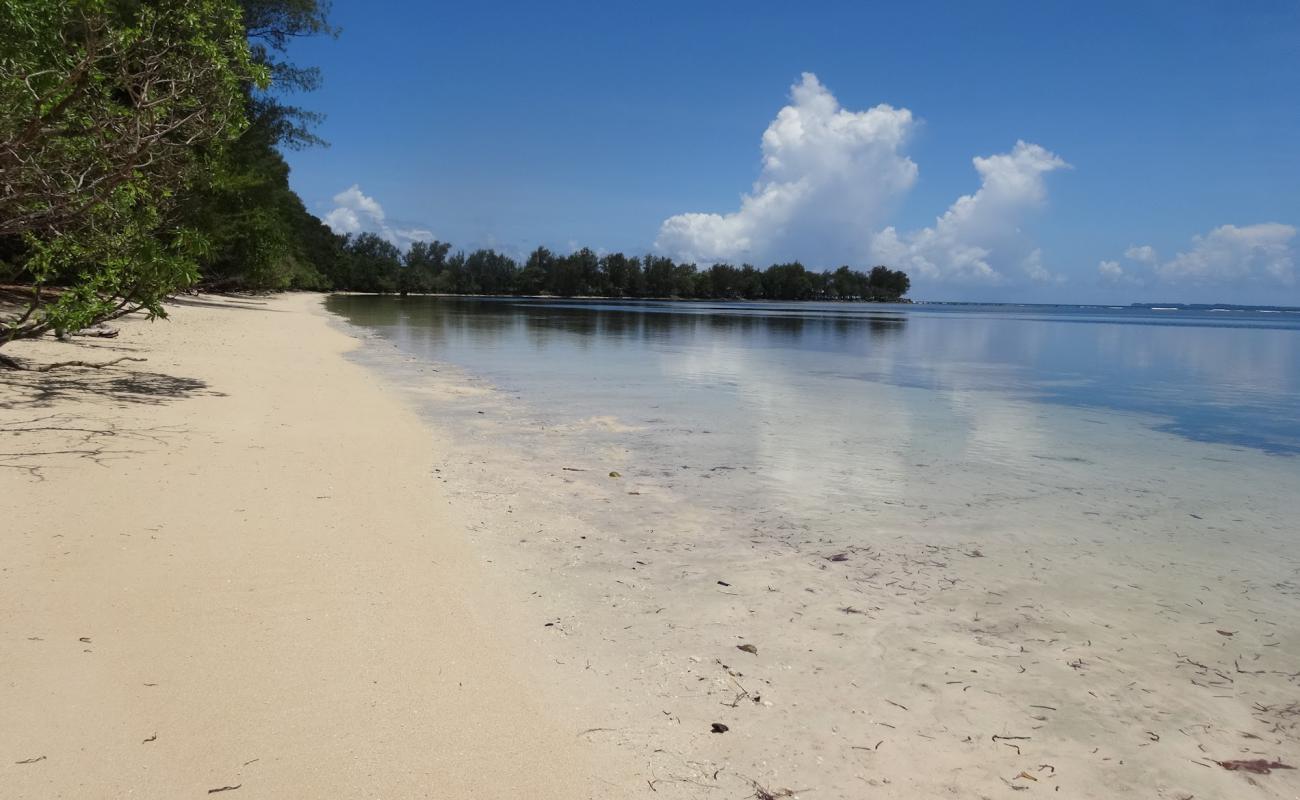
(0, 294, 641, 799)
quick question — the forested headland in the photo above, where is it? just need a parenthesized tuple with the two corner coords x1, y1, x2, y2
(1, 0, 908, 366)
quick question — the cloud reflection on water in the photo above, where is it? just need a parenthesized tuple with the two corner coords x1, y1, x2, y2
(330, 297, 1300, 456)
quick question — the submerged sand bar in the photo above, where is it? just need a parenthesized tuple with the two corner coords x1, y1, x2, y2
(3, 293, 1298, 799)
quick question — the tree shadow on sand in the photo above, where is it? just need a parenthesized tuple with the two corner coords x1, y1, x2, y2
(165, 294, 279, 312)
(0, 363, 222, 411)
(0, 411, 185, 481)
(1, 361, 222, 480)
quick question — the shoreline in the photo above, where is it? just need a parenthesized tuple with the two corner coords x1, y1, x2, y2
(3, 293, 1298, 799)
(329, 294, 1300, 798)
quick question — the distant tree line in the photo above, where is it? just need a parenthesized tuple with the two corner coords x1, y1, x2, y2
(321, 234, 911, 302)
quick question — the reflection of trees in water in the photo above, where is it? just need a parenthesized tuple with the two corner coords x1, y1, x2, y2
(517, 305, 910, 349)
(329, 296, 912, 355)
(327, 296, 1300, 454)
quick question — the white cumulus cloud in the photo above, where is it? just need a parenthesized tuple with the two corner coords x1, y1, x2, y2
(873, 141, 1070, 284)
(655, 74, 1069, 287)
(1155, 223, 1295, 285)
(1021, 248, 1068, 285)
(1123, 245, 1157, 265)
(655, 73, 918, 266)
(1113, 223, 1296, 287)
(324, 184, 434, 250)
(1098, 259, 1141, 286)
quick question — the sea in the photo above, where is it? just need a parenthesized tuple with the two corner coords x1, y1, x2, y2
(327, 297, 1300, 458)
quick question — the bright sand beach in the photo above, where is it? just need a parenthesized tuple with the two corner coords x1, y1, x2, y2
(4, 294, 1300, 799)
(0, 294, 642, 799)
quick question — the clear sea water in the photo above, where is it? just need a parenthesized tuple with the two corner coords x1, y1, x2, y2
(324, 295, 1300, 799)
(326, 297, 1300, 458)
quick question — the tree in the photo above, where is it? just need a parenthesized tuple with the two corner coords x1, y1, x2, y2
(762, 262, 814, 300)
(182, 0, 339, 291)
(521, 247, 556, 295)
(434, 251, 466, 293)
(738, 264, 765, 299)
(239, 0, 335, 150)
(599, 253, 638, 297)
(1, 0, 263, 362)
(704, 263, 741, 298)
(463, 249, 518, 294)
(867, 265, 909, 299)
(550, 254, 581, 297)
(317, 241, 911, 303)
(514, 247, 548, 295)
(180, 120, 323, 291)
(642, 255, 677, 297)
(828, 265, 863, 299)
(341, 233, 401, 293)
(0, 0, 260, 240)
(563, 248, 601, 296)
(400, 240, 451, 294)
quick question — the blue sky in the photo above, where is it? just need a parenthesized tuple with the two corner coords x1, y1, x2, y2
(282, 1, 1300, 303)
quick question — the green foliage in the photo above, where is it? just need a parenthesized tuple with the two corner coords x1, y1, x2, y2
(181, 116, 333, 290)
(325, 237, 912, 303)
(27, 182, 206, 334)
(241, 0, 335, 150)
(0, 0, 263, 238)
(180, 0, 344, 292)
(338, 233, 401, 293)
(398, 240, 451, 294)
(1, 0, 262, 346)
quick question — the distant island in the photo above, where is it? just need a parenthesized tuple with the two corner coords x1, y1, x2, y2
(325, 234, 911, 303)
